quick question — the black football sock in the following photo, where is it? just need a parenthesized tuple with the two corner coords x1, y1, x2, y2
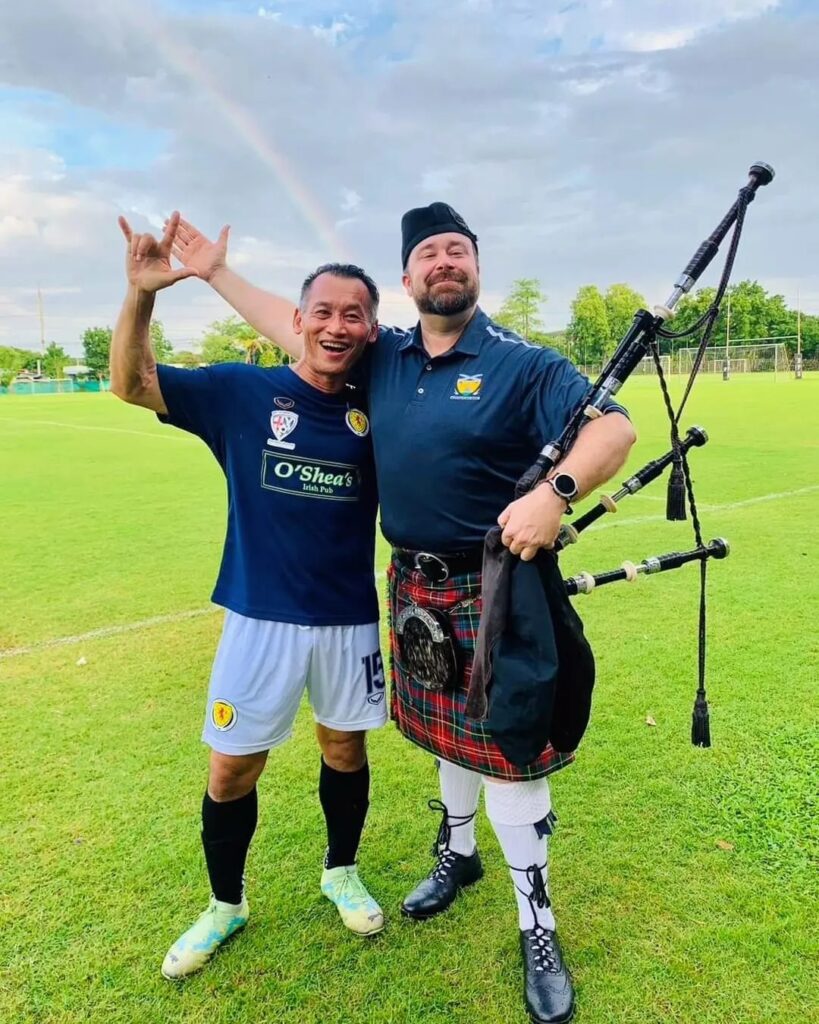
(319, 759, 370, 869)
(201, 787, 258, 905)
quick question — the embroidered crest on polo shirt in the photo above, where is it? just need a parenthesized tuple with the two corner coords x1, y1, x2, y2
(268, 410, 299, 449)
(450, 374, 483, 400)
(212, 700, 237, 731)
(345, 409, 370, 437)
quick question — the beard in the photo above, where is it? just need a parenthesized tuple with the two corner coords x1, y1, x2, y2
(415, 272, 479, 316)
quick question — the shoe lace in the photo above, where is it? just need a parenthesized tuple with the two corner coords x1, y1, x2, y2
(511, 861, 554, 930)
(527, 925, 559, 974)
(431, 846, 459, 881)
(335, 868, 370, 907)
(426, 799, 477, 880)
(428, 797, 476, 849)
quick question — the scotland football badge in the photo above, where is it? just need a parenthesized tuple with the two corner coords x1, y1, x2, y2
(345, 409, 370, 437)
(268, 410, 299, 450)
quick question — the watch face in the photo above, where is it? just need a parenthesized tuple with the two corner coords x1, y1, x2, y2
(554, 473, 578, 499)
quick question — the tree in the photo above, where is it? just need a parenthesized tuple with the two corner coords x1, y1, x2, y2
(150, 320, 174, 362)
(567, 285, 609, 365)
(493, 279, 547, 339)
(797, 314, 819, 359)
(82, 326, 112, 379)
(200, 333, 244, 364)
(660, 286, 719, 357)
(257, 343, 287, 367)
(173, 350, 202, 369)
(604, 284, 647, 360)
(43, 342, 69, 379)
(662, 280, 819, 360)
(199, 316, 255, 364)
(198, 315, 287, 366)
(0, 346, 32, 377)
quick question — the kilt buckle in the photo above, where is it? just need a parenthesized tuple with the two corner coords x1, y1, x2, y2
(414, 552, 449, 584)
(395, 604, 460, 691)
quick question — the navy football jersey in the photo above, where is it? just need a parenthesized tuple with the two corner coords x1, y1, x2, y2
(156, 363, 378, 625)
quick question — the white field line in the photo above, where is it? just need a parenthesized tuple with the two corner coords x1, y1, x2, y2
(0, 608, 219, 660)
(0, 572, 390, 661)
(588, 484, 819, 532)
(0, 418, 193, 442)
(2, 487, 815, 662)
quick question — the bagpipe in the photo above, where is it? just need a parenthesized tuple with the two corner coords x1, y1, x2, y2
(471, 162, 774, 761)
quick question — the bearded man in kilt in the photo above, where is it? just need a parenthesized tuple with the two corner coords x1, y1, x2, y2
(171, 204, 636, 1024)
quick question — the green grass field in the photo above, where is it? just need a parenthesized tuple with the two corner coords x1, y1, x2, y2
(1, 375, 817, 1024)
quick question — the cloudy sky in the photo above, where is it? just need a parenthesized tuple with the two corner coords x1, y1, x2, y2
(1, 0, 816, 355)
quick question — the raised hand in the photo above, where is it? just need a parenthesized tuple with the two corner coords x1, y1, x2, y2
(118, 212, 199, 293)
(166, 216, 230, 283)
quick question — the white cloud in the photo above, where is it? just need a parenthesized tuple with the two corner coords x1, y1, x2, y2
(340, 187, 362, 213)
(0, 0, 814, 354)
(310, 15, 354, 46)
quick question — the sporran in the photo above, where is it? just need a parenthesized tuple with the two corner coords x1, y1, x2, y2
(395, 604, 462, 691)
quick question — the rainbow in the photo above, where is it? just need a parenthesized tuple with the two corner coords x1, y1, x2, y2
(128, 7, 348, 260)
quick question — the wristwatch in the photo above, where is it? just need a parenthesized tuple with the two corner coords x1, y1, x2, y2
(544, 472, 579, 514)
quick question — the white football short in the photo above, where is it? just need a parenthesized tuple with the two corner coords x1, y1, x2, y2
(202, 610, 387, 755)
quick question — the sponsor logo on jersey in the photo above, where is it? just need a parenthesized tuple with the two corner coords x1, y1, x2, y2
(273, 396, 295, 410)
(261, 452, 362, 501)
(450, 373, 483, 400)
(212, 699, 237, 731)
(345, 409, 370, 437)
(268, 410, 299, 450)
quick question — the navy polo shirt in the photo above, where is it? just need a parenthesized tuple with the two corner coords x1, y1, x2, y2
(362, 308, 627, 552)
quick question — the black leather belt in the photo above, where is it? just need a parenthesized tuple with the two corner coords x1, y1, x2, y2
(392, 547, 484, 584)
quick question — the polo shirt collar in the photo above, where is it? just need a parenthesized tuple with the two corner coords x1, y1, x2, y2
(398, 307, 489, 357)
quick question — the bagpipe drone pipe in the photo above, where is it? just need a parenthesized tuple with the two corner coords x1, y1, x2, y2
(469, 162, 775, 765)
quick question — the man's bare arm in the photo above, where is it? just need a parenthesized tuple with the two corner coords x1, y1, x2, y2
(110, 213, 198, 413)
(550, 412, 636, 498)
(111, 285, 165, 412)
(170, 218, 303, 359)
(498, 412, 637, 560)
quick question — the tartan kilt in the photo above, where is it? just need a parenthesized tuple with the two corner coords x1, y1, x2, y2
(387, 559, 575, 782)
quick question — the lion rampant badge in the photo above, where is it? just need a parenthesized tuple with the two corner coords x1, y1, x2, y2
(345, 409, 370, 437)
(212, 700, 237, 731)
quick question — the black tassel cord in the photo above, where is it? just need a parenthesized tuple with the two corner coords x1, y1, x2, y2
(648, 183, 753, 746)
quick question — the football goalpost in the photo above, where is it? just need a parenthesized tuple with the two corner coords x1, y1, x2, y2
(676, 341, 793, 379)
(631, 355, 672, 376)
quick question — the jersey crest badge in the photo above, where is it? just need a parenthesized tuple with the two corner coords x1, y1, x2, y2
(345, 409, 370, 437)
(268, 410, 299, 450)
(212, 699, 237, 731)
(451, 374, 483, 399)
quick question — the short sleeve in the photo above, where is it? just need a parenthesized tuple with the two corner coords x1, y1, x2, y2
(156, 364, 235, 446)
(523, 349, 629, 447)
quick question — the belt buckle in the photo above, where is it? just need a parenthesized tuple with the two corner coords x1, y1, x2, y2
(414, 552, 449, 584)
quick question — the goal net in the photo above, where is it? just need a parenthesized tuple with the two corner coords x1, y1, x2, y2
(677, 344, 791, 375)
(631, 355, 672, 376)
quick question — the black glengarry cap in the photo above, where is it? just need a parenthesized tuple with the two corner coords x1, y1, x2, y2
(401, 202, 478, 268)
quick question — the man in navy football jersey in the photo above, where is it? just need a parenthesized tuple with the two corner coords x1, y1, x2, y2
(110, 213, 387, 980)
